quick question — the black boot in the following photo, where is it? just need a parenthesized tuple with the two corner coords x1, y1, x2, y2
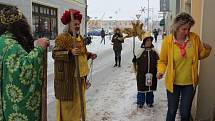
(118, 56, 121, 67)
(114, 57, 118, 67)
(138, 104, 144, 108)
(114, 64, 117, 67)
(147, 104, 153, 108)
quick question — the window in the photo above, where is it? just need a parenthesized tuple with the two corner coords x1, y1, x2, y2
(32, 3, 57, 40)
(0, 4, 13, 11)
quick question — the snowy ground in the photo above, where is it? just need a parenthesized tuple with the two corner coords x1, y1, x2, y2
(47, 35, 180, 121)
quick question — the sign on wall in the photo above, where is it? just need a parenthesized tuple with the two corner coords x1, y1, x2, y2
(160, 0, 170, 12)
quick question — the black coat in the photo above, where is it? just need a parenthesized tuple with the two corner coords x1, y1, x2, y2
(112, 33, 124, 51)
(101, 30, 105, 37)
(134, 48, 159, 91)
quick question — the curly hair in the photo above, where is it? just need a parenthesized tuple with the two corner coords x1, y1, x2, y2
(0, 6, 34, 53)
(170, 12, 195, 34)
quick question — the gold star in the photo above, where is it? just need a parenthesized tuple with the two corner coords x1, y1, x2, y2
(122, 20, 145, 41)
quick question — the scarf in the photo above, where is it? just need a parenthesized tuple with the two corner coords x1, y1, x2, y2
(174, 40, 188, 57)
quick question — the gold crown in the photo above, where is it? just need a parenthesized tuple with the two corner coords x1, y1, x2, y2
(0, 9, 22, 25)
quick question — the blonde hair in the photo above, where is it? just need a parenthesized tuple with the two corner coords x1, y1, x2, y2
(170, 12, 195, 34)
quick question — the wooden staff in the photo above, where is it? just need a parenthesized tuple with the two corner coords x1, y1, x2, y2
(75, 56, 86, 121)
(133, 36, 136, 56)
(41, 47, 47, 121)
(73, 36, 86, 121)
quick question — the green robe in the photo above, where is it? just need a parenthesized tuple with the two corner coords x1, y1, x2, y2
(0, 32, 44, 121)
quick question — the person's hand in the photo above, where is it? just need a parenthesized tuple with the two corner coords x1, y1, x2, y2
(86, 80, 91, 89)
(71, 48, 80, 55)
(35, 38, 49, 49)
(119, 37, 124, 41)
(91, 53, 97, 60)
(157, 73, 163, 80)
(203, 42, 212, 50)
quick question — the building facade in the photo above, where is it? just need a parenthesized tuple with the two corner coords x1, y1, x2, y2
(162, 0, 180, 35)
(88, 19, 133, 32)
(0, 0, 86, 40)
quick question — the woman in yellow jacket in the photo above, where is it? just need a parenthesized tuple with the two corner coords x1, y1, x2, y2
(157, 12, 212, 121)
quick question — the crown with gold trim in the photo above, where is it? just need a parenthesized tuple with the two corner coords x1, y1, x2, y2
(0, 7, 23, 25)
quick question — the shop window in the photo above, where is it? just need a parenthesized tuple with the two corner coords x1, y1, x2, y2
(32, 3, 57, 40)
(0, 4, 12, 10)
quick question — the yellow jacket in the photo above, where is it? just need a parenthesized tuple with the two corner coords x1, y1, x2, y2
(158, 32, 212, 92)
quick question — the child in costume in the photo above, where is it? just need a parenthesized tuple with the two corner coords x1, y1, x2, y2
(133, 32, 159, 108)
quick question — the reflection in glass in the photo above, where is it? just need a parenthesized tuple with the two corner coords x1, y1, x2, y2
(32, 3, 57, 40)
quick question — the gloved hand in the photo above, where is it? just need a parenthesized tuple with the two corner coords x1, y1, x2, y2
(132, 55, 137, 63)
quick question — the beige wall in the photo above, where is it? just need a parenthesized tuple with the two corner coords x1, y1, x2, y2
(190, 0, 202, 35)
(190, 1, 202, 119)
(195, 0, 215, 120)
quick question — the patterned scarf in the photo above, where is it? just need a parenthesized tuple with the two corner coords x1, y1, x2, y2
(174, 39, 189, 58)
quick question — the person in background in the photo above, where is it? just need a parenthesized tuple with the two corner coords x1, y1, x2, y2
(132, 32, 159, 108)
(83, 34, 92, 45)
(157, 12, 212, 121)
(87, 34, 92, 45)
(162, 31, 167, 39)
(153, 29, 159, 43)
(0, 6, 49, 121)
(52, 9, 97, 121)
(100, 28, 106, 44)
(112, 28, 124, 67)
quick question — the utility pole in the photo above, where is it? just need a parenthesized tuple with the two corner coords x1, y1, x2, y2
(163, 12, 165, 34)
(85, 0, 88, 36)
(147, 0, 149, 31)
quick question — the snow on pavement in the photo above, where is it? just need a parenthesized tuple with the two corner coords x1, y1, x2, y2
(85, 36, 172, 121)
(86, 66, 168, 121)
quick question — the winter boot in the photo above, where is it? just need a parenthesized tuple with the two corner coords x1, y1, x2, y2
(138, 104, 144, 108)
(114, 64, 117, 67)
(147, 104, 153, 108)
(118, 56, 121, 67)
(114, 57, 118, 67)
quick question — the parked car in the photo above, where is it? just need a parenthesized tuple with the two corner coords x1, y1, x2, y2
(87, 30, 101, 36)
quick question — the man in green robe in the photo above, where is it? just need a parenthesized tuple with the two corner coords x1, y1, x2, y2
(0, 6, 49, 121)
